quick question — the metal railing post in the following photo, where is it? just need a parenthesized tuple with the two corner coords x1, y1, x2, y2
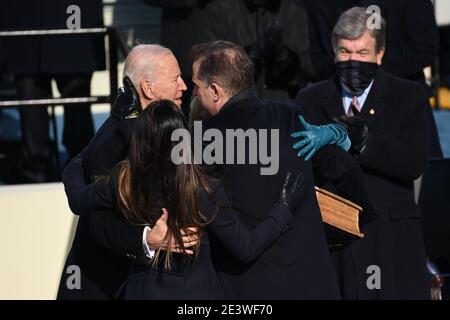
(49, 106, 61, 175)
(108, 28, 119, 107)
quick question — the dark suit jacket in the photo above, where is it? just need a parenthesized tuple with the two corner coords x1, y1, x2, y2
(296, 70, 430, 299)
(57, 116, 145, 300)
(202, 88, 373, 299)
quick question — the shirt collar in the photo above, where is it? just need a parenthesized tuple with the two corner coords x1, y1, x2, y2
(219, 86, 257, 114)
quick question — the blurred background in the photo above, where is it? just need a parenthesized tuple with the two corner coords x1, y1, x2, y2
(0, 0, 161, 183)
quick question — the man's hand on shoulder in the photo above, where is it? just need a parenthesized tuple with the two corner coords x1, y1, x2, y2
(146, 208, 200, 255)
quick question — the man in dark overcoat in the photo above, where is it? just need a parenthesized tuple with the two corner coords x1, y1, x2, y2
(296, 7, 430, 299)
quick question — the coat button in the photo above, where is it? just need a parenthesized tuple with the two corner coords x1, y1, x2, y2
(369, 108, 375, 115)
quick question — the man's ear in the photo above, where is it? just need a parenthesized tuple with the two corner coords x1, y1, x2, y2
(210, 83, 223, 103)
(376, 48, 385, 65)
(140, 80, 154, 100)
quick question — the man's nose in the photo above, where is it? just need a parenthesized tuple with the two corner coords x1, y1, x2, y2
(349, 53, 361, 61)
(179, 77, 187, 91)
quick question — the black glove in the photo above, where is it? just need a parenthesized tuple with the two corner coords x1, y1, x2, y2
(332, 105, 369, 155)
(277, 172, 305, 211)
(112, 76, 142, 121)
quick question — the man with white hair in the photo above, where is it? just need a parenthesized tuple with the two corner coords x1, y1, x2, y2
(122, 45, 186, 109)
(57, 45, 188, 299)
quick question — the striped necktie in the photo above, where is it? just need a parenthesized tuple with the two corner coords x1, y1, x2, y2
(347, 96, 361, 116)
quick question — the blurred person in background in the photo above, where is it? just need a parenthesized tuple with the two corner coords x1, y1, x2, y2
(143, 0, 212, 116)
(0, 0, 105, 183)
(204, 0, 314, 101)
(145, 0, 314, 104)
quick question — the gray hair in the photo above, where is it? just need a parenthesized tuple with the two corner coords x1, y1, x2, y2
(123, 44, 173, 90)
(332, 7, 385, 53)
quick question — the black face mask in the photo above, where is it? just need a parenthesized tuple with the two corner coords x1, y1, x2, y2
(335, 60, 379, 96)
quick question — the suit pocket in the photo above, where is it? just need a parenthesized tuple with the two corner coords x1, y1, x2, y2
(389, 200, 422, 220)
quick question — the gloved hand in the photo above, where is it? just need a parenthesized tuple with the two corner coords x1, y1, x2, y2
(292, 115, 351, 161)
(277, 172, 305, 211)
(112, 76, 142, 121)
(332, 106, 369, 155)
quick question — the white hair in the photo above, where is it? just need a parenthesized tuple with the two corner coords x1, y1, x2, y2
(123, 44, 173, 89)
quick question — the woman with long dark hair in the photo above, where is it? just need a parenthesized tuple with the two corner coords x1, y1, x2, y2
(63, 99, 305, 299)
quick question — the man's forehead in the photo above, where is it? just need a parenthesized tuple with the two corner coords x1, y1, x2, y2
(192, 60, 201, 71)
(157, 56, 180, 73)
(191, 61, 200, 78)
(338, 34, 375, 50)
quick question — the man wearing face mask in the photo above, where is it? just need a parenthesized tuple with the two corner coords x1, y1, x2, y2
(305, 0, 442, 159)
(295, 7, 430, 299)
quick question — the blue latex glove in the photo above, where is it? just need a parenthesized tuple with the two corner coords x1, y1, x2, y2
(291, 116, 351, 161)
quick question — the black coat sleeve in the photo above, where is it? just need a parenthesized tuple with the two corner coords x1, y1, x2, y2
(64, 156, 145, 258)
(290, 104, 375, 225)
(357, 83, 429, 182)
(81, 119, 145, 260)
(83, 170, 148, 262)
(203, 180, 293, 263)
(88, 208, 147, 261)
(87, 194, 146, 261)
(312, 145, 376, 226)
(291, 105, 375, 225)
(62, 149, 112, 216)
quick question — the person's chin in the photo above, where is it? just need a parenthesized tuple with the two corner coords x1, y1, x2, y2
(174, 98, 182, 108)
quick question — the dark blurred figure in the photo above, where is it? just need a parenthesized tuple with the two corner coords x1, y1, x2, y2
(203, 0, 313, 101)
(144, 0, 313, 104)
(143, 0, 211, 116)
(439, 25, 450, 88)
(306, 0, 443, 158)
(0, 0, 105, 183)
